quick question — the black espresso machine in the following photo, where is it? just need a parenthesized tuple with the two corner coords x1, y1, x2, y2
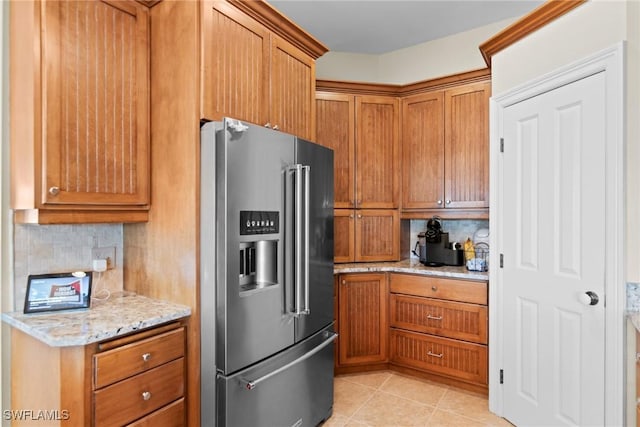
(416, 217, 464, 267)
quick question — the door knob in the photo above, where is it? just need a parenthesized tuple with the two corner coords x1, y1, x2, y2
(579, 291, 599, 306)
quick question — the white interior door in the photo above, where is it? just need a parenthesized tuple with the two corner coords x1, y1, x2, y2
(500, 71, 606, 426)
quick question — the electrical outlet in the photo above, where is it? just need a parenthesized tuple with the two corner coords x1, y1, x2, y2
(91, 246, 116, 270)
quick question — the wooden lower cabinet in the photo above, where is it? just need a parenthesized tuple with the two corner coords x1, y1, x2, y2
(93, 327, 186, 426)
(389, 273, 488, 389)
(390, 329, 488, 385)
(10, 322, 186, 427)
(336, 273, 388, 368)
(334, 271, 489, 390)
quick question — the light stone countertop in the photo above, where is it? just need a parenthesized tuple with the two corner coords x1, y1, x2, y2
(2, 293, 191, 347)
(334, 258, 489, 281)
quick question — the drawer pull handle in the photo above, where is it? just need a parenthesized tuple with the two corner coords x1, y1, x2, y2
(142, 391, 152, 401)
(142, 353, 151, 362)
(427, 314, 443, 320)
(427, 351, 444, 358)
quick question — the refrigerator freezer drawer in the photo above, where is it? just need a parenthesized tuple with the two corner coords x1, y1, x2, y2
(216, 324, 336, 427)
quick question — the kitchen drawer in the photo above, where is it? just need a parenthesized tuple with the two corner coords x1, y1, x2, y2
(94, 358, 184, 427)
(126, 398, 185, 427)
(390, 329, 487, 385)
(94, 327, 185, 389)
(389, 273, 487, 305)
(390, 294, 487, 344)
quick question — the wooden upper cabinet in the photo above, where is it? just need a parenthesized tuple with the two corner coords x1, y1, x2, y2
(203, 1, 318, 140)
(10, 0, 150, 224)
(316, 93, 355, 208)
(400, 80, 490, 214)
(356, 96, 400, 209)
(315, 93, 399, 209)
(355, 209, 400, 262)
(444, 82, 490, 209)
(270, 36, 316, 140)
(202, 2, 270, 127)
(401, 91, 445, 209)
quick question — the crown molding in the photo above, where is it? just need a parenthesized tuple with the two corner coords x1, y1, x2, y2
(479, 0, 587, 67)
(316, 68, 491, 97)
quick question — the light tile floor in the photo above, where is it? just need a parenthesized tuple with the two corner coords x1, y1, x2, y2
(323, 370, 513, 427)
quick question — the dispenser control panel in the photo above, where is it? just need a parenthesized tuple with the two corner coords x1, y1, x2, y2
(240, 211, 279, 235)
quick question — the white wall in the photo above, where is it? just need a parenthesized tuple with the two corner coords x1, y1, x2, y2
(316, 18, 515, 84)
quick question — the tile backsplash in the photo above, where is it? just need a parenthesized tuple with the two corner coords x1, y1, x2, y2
(627, 282, 640, 311)
(13, 224, 124, 311)
(408, 219, 489, 258)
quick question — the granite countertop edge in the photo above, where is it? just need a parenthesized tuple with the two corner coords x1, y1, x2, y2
(2, 293, 191, 347)
(334, 258, 489, 281)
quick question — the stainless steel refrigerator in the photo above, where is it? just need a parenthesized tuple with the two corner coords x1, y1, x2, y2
(200, 118, 336, 427)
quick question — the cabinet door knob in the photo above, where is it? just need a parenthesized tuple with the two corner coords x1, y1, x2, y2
(445, 200, 451, 204)
(349, 214, 354, 219)
(273, 125, 279, 130)
(342, 280, 346, 285)
(49, 186, 60, 196)
(264, 123, 271, 128)
(437, 199, 442, 205)
(357, 214, 362, 219)
(142, 391, 152, 401)
(142, 352, 151, 362)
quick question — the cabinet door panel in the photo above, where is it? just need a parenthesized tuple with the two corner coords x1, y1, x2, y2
(270, 36, 315, 140)
(338, 273, 388, 365)
(355, 96, 399, 209)
(334, 209, 355, 263)
(355, 209, 399, 262)
(202, 1, 269, 125)
(401, 91, 444, 209)
(390, 294, 487, 344)
(390, 329, 487, 385)
(316, 93, 355, 208)
(43, 0, 149, 206)
(444, 82, 490, 208)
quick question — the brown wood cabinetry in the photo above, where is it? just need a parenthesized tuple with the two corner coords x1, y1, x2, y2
(316, 93, 399, 209)
(202, 1, 317, 140)
(334, 209, 400, 263)
(316, 93, 355, 209)
(336, 273, 389, 368)
(10, 0, 151, 224)
(93, 327, 186, 427)
(10, 323, 186, 427)
(316, 93, 400, 262)
(389, 273, 488, 390)
(401, 81, 490, 218)
(123, 3, 327, 425)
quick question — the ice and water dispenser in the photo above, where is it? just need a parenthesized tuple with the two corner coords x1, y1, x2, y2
(238, 210, 279, 293)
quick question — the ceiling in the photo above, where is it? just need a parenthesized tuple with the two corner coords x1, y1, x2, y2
(269, 0, 545, 55)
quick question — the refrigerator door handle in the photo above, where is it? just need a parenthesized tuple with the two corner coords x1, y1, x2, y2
(302, 164, 310, 315)
(242, 332, 337, 390)
(289, 164, 310, 317)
